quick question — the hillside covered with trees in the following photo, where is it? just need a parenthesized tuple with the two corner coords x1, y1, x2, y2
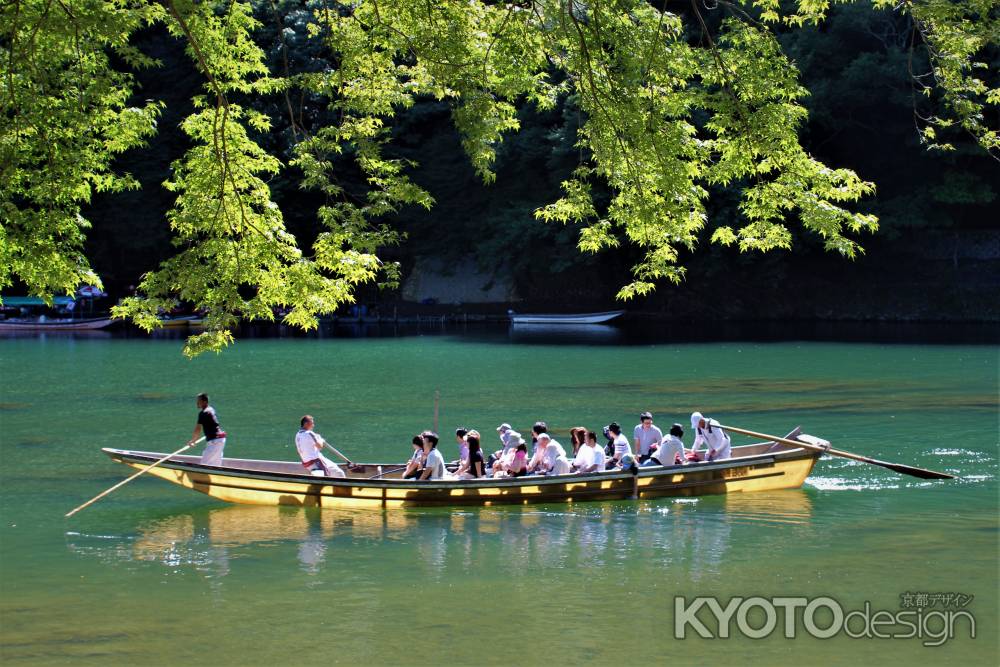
(3, 0, 998, 354)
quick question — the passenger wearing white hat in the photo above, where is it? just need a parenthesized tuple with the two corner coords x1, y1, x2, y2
(690, 412, 731, 462)
(489, 427, 523, 474)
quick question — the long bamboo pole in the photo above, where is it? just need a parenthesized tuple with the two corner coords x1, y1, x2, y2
(66, 437, 206, 517)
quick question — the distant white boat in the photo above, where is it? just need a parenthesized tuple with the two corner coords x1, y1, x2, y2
(509, 310, 625, 324)
(0, 317, 113, 331)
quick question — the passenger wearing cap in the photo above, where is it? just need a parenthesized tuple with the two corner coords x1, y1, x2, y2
(496, 423, 515, 450)
(642, 423, 686, 467)
(689, 412, 731, 462)
(633, 411, 663, 464)
(489, 424, 522, 473)
(605, 422, 632, 469)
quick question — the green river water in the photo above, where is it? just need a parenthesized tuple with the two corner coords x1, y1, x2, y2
(0, 329, 997, 665)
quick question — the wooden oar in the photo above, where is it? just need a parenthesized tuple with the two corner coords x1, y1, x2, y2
(320, 440, 353, 466)
(66, 436, 206, 517)
(720, 424, 954, 480)
(433, 389, 440, 433)
(368, 465, 407, 479)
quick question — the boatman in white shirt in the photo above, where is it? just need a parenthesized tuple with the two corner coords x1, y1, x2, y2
(690, 412, 731, 462)
(187, 393, 227, 466)
(633, 411, 663, 464)
(295, 415, 346, 477)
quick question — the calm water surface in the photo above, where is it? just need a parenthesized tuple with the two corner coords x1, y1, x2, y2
(0, 331, 997, 665)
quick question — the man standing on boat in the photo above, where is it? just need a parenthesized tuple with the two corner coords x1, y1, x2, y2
(633, 411, 663, 464)
(188, 393, 227, 466)
(295, 415, 346, 478)
(690, 412, 732, 462)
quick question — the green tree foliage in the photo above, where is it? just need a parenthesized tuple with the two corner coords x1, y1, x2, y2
(1, 0, 996, 354)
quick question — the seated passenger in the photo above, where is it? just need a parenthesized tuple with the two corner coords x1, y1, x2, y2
(605, 422, 632, 469)
(689, 412, 732, 462)
(528, 432, 566, 474)
(457, 430, 485, 479)
(642, 423, 686, 466)
(296, 415, 346, 478)
(571, 434, 595, 472)
(403, 435, 425, 479)
(506, 443, 529, 477)
(526, 438, 549, 474)
(419, 431, 447, 480)
(491, 431, 524, 475)
(569, 427, 587, 456)
(602, 425, 615, 458)
(490, 423, 522, 470)
(575, 431, 606, 473)
(545, 436, 571, 476)
(453, 427, 469, 465)
(633, 411, 663, 464)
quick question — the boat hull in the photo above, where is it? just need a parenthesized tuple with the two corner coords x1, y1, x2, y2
(0, 317, 113, 331)
(102, 443, 820, 509)
(509, 310, 625, 324)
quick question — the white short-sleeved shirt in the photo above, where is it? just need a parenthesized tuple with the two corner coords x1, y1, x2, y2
(424, 448, 446, 480)
(543, 440, 567, 471)
(633, 424, 663, 456)
(591, 445, 607, 470)
(550, 455, 571, 476)
(295, 429, 323, 462)
(613, 433, 632, 459)
(573, 445, 595, 470)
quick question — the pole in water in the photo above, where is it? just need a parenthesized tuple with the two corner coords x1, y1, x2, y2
(433, 389, 440, 433)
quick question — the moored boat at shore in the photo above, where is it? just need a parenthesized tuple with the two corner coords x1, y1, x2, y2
(0, 317, 114, 331)
(509, 310, 625, 324)
(101, 430, 824, 509)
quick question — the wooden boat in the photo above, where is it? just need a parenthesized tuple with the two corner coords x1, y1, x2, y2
(509, 310, 625, 324)
(158, 315, 203, 328)
(101, 429, 825, 508)
(0, 317, 113, 331)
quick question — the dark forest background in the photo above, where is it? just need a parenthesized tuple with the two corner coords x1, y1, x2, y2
(82, 1, 1000, 321)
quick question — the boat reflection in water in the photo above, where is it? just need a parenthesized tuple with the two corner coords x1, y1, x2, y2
(66, 492, 812, 582)
(508, 322, 623, 345)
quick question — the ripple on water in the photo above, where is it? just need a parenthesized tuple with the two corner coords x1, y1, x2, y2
(806, 476, 901, 491)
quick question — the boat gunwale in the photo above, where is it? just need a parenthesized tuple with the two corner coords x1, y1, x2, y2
(101, 445, 817, 491)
